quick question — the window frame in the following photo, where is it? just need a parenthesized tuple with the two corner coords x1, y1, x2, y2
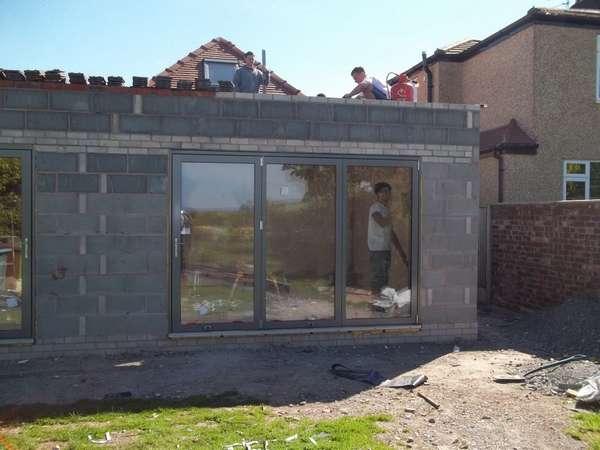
(596, 35, 600, 102)
(171, 151, 420, 333)
(563, 159, 600, 200)
(202, 58, 238, 86)
(0, 149, 32, 339)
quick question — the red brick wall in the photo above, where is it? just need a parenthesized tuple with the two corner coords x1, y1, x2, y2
(491, 201, 600, 309)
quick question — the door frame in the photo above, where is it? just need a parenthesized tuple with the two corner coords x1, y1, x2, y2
(170, 151, 420, 332)
(0, 149, 32, 339)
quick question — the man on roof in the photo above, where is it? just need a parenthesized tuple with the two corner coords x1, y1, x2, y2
(342, 67, 388, 100)
(233, 51, 270, 93)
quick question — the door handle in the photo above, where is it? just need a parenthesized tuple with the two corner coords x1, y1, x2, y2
(23, 237, 28, 260)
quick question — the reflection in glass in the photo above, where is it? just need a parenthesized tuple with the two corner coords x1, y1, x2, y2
(566, 180, 586, 200)
(179, 163, 254, 325)
(0, 157, 23, 331)
(590, 163, 600, 199)
(345, 166, 412, 319)
(266, 164, 336, 322)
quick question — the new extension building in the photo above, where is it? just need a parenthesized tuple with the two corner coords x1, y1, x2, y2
(0, 79, 479, 358)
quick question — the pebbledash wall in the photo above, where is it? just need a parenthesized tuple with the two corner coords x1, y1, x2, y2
(490, 201, 600, 310)
(0, 82, 480, 359)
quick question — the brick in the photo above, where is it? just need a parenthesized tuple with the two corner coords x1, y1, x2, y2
(86, 153, 127, 173)
(222, 100, 258, 118)
(50, 91, 90, 111)
(36, 193, 79, 213)
(27, 111, 68, 130)
(5, 90, 48, 109)
(368, 106, 402, 123)
(36, 236, 80, 255)
(36, 151, 78, 172)
(55, 296, 99, 315)
(0, 110, 25, 128)
(106, 253, 148, 273)
(37, 173, 56, 192)
(128, 155, 167, 173)
(87, 194, 167, 214)
(297, 103, 331, 121)
(148, 175, 167, 193)
(333, 105, 367, 122)
(260, 101, 295, 120)
(107, 174, 146, 193)
(58, 174, 99, 192)
(70, 113, 111, 132)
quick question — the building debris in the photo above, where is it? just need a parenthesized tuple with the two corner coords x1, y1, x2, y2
(88, 432, 112, 444)
(417, 392, 440, 409)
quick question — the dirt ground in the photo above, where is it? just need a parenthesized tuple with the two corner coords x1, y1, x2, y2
(1, 303, 599, 450)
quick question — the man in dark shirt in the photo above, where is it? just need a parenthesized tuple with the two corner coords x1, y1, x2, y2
(233, 51, 270, 93)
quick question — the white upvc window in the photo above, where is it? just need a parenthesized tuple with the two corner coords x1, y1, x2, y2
(202, 59, 237, 86)
(563, 160, 600, 200)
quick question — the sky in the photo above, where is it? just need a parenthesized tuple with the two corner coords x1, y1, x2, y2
(0, 0, 572, 97)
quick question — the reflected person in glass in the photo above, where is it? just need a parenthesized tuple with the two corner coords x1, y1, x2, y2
(367, 182, 409, 297)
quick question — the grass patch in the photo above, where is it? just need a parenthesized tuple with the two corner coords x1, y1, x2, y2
(568, 411, 600, 450)
(0, 397, 393, 450)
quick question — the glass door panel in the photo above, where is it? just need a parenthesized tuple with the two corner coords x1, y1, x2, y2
(265, 163, 336, 323)
(178, 162, 256, 325)
(0, 153, 29, 335)
(345, 165, 412, 320)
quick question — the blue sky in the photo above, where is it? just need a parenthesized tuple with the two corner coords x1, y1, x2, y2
(0, 0, 571, 97)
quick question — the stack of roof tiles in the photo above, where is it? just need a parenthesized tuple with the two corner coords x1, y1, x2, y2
(45, 69, 66, 83)
(24, 70, 45, 82)
(68, 73, 87, 85)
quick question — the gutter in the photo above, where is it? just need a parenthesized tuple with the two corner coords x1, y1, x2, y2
(494, 150, 505, 203)
(421, 52, 433, 102)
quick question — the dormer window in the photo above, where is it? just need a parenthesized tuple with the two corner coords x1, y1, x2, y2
(202, 59, 237, 86)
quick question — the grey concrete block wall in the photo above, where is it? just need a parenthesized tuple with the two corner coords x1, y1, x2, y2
(0, 84, 479, 356)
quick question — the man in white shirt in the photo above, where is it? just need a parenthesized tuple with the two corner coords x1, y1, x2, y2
(342, 66, 389, 100)
(368, 182, 409, 295)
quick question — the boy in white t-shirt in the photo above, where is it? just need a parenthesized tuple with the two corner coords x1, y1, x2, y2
(368, 182, 409, 295)
(343, 66, 389, 100)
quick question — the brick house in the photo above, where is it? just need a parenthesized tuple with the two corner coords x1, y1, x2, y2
(152, 37, 302, 95)
(405, 1, 600, 205)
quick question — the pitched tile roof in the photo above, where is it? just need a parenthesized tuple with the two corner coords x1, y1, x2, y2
(438, 39, 481, 55)
(153, 37, 302, 95)
(480, 119, 538, 155)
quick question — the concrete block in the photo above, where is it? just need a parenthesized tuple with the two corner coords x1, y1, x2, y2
(85, 315, 129, 336)
(36, 235, 80, 255)
(36, 275, 80, 295)
(142, 95, 180, 115)
(421, 270, 446, 288)
(85, 275, 128, 294)
(285, 121, 310, 140)
(37, 173, 56, 192)
(50, 91, 90, 111)
(310, 122, 347, 141)
(425, 128, 448, 145)
(446, 197, 478, 216)
(58, 174, 99, 192)
(445, 268, 477, 286)
(238, 119, 278, 138)
(106, 215, 146, 234)
(333, 105, 367, 122)
(348, 124, 380, 142)
(5, 89, 48, 109)
(147, 215, 166, 233)
(128, 155, 167, 174)
(36, 254, 99, 275)
(93, 93, 133, 113)
(127, 274, 167, 293)
(27, 111, 68, 130)
(87, 236, 165, 254)
(120, 115, 161, 134)
(107, 253, 148, 273)
(36, 193, 79, 213)
(55, 295, 99, 315)
(381, 125, 407, 142)
(447, 128, 479, 146)
(434, 110, 466, 128)
(148, 175, 167, 194)
(194, 118, 236, 137)
(87, 194, 167, 214)
(106, 295, 147, 313)
(0, 111, 25, 129)
(368, 106, 402, 123)
(179, 97, 220, 116)
(36, 295, 57, 315)
(429, 253, 470, 270)
(37, 213, 99, 234)
(161, 116, 193, 135)
(148, 251, 166, 272)
(69, 113, 111, 132)
(36, 151, 78, 172)
(404, 108, 434, 125)
(260, 101, 296, 120)
(36, 315, 80, 339)
(421, 162, 449, 179)
(297, 103, 331, 121)
(87, 153, 127, 173)
(126, 314, 168, 336)
(222, 100, 258, 118)
(146, 295, 167, 313)
(107, 175, 146, 193)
